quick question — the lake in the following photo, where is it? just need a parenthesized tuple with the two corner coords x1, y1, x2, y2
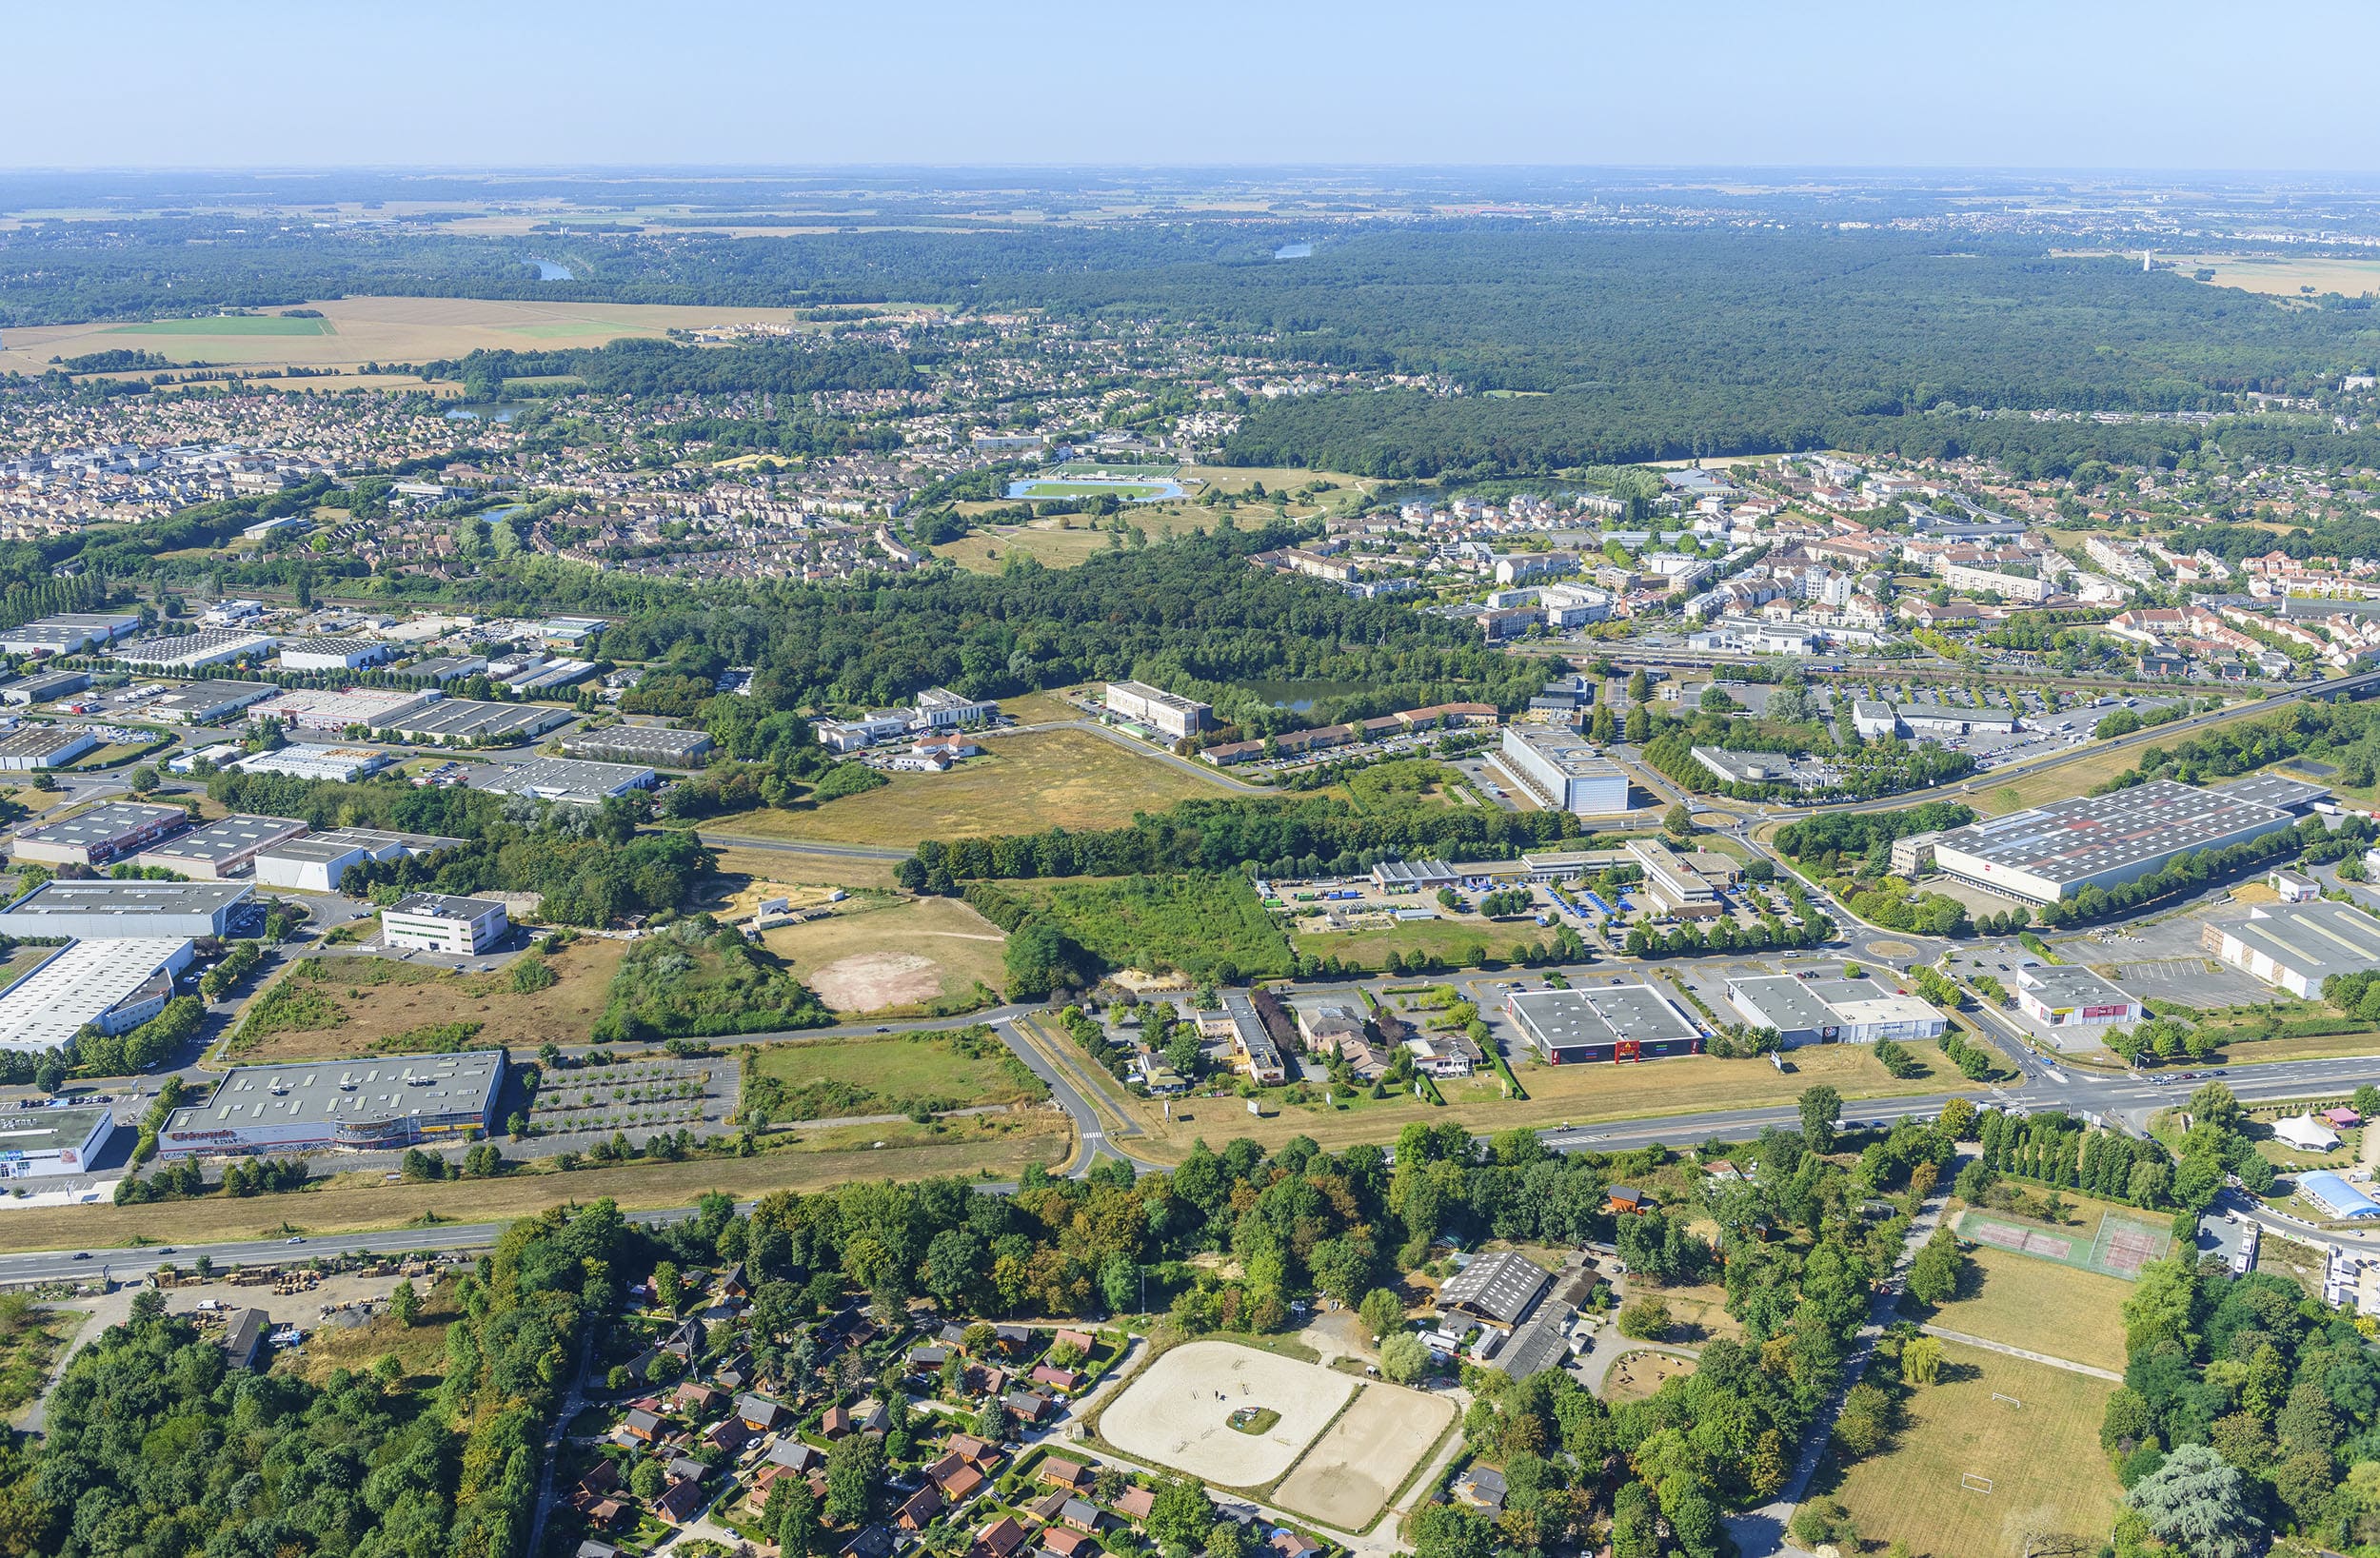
(443, 402, 530, 423)
(1273, 243, 1313, 260)
(529, 259, 573, 281)
(1234, 678, 1368, 713)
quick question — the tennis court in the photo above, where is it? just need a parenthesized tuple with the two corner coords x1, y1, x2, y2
(1957, 1208, 2171, 1281)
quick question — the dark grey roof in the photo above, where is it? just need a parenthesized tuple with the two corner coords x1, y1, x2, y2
(1436, 1250, 1551, 1326)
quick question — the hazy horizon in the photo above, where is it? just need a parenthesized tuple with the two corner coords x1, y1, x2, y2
(10, 0, 2380, 173)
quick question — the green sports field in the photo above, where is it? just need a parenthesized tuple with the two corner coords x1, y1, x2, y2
(1045, 462, 1179, 479)
(109, 315, 331, 336)
(1015, 481, 1170, 500)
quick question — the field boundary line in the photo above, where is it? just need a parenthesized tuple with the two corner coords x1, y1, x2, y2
(1920, 1326, 2122, 1383)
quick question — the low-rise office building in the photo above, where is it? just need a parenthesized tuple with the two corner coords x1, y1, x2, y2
(2013, 964, 2144, 1028)
(157, 1048, 507, 1158)
(381, 893, 509, 955)
(1627, 838, 1723, 919)
(1504, 984, 1704, 1065)
(10, 800, 188, 867)
(136, 814, 310, 881)
(0, 937, 194, 1051)
(0, 1104, 116, 1179)
(0, 878, 249, 940)
(914, 687, 996, 730)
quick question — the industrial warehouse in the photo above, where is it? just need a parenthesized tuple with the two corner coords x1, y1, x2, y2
(1925, 779, 2298, 904)
(252, 827, 462, 894)
(559, 723, 715, 766)
(0, 879, 250, 940)
(2203, 900, 2380, 998)
(1723, 974, 1946, 1046)
(1504, 984, 1705, 1064)
(10, 800, 191, 867)
(156, 1049, 507, 1158)
(0, 937, 194, 1051)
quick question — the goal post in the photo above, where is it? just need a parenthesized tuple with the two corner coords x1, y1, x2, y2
(1992, 1392, 2022, 1408)
(1961, 1472, 1994, 1493)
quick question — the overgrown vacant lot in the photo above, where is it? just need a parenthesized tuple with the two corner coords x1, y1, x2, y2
(230, 941, 624, 1060)
(1013, 871, 1294, 981)
(761, 895, 1007, 1013)
(724, 728, 1235, 846)
(1902, 1246, 2134, 1374)
(1824, 1344, 2119, 1558)
(742, 1027, 1048, 1121)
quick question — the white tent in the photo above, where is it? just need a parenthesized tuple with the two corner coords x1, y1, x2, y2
(2274, 1114, 2342, 1153)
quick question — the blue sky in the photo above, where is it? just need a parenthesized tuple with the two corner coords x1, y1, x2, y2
(9, 1, 2377, 170)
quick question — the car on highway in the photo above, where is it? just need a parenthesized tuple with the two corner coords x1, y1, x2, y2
(72, 1252, 90, 1260)
(285, 1235, 306, 1245)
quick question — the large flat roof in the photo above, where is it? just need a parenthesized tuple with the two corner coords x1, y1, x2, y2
(0, 879, 249, 921)
(258, 826, 463, 866)
(1504, 723, 1630, 782)
(1932, 779, 2290, 888)
(2017, 963, 2135, 1009)
(479, 757, 653, 800)
(1729, 974, 1835, 1032)
(14, 800, 187, 851)
(2220, 901, 2380, 985)
(0, 938, 188, 1050)
(0, 1103, 113, 1156)
(166, 1049, 506, 1134)
(1508, 984, 1697, 1049)
(141, 813, 307, 865)
(2216, 773, 2330, 812)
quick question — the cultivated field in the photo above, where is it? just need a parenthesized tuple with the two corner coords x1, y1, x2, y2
(0, 1113, 1073, 1255)
(228, 940, 625, 1061)
(1102, 1340, 1356, 1488)
(0, 296, 826, 377)
(729, 728, 1235, 847)
(2175, 252, 2380, 299)
(1901, 1247, 2132, 1373)
(761, 896, 1006, 1012)
(1825, 1344, 2120, 1558)
(1273, 1377, 1457, 1529)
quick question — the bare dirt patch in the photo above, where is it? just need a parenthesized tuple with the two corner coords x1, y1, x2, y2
(1274, 1380, 1456, 1530)
(808, 952, 943, 1011)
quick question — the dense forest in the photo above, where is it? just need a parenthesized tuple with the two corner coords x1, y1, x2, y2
(10, 217, 2380, 477)
(10, 1199, 623, 1558)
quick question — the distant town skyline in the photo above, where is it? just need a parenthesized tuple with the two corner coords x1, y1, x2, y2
(9, 1, 2380, 173)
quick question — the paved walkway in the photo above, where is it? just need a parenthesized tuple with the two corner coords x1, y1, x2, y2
(1725, 1149, 1972, 1558)
(1917, 1325, 2122, 1383)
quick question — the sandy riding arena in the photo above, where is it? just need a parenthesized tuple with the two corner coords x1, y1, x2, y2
(1100, 1340, 1355, 1487)
(1273, 1378, 1456, 1528)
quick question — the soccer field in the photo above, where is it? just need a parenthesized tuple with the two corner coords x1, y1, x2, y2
(1014, 481, 1172, 500)
(1826, 1344, 2119, 1558)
